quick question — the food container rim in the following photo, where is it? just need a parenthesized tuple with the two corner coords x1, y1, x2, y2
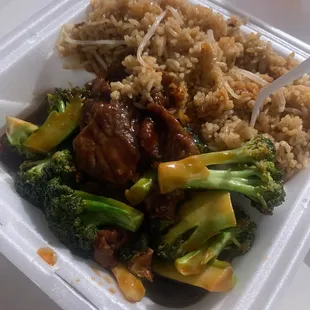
(0, 1, 310, 310)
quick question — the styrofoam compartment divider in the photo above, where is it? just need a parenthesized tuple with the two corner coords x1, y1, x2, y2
(0, 0, 310, 309)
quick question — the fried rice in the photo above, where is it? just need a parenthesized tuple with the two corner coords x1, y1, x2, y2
(56, 0, 310, 179)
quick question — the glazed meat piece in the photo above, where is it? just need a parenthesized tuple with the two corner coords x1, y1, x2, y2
(139, 117, 161, 161)
(106, 61, 128, 83)
(74, 98, 140, 184)
(151, 72, 186, 109)
(80, 99, 101, 129)
(105, 49, 133, 82)
(128, 248, 154, 281)
(94, 229, 129, 268)
(144, 189, 185, 220)
(162, 71, 186, 108)
(140, 103, 200, 162)
(81, 78, 111, 129)
(88, 77, 111, 101)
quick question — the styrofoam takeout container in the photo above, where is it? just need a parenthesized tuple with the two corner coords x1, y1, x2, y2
(0, 0, 310, 309)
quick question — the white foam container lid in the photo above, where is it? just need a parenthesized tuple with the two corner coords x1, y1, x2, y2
(1, 0, 310, 309)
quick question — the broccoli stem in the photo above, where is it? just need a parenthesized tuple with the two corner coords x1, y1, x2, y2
(58, 101, 66, 113)
(158, 138, 285, 215)
(202, 231, 234, 264)
(211, 259, 233, 269)
(175, 231, 234, 276)
(157, 191, 237, 259)
(23, 96, 84, 153)
(157, 155, 257, 195)
(164, 220, 195, 246)
(194, 151, 241, 166)
(185, 171, 253, 190)
(166, 168, 268, 213)
(125, 171, 156, 206)
(184, 170, 263, 202)
(76, 191, 144, 232)
(202, 169, 260, 181)
(158, 135, 279, 196)
(79, 213, 109, 227)
(189, 135, 275, 165)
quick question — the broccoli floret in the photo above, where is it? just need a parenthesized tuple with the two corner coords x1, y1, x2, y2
(221, 208, 257, 259)
(14, 150, 75, 209)
(158, 136, 285, 215)
(23, 88, 89, 154)
(188, 167, 285, 215)
(6, 87, 90, 156)
(44, 178, 144, 255)
(14, 147, 144, 256)
(5, 116, 39, 159)
(255, 160, 284, 183)
(44, 150, 77, 183)
(15, 158, 50, 208)
(155, 191, 237, 260)
(175, 208, 257, 275)
(47, 87, 90, 113)
(125, 171, 156, 206)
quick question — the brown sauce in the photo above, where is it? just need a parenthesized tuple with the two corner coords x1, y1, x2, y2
(103, 276, 112, 284)
(109, 288, 116, 294)
(91, 265, 112, 284)
(91, 266, 101, 276)
(37, 247, 57, 266)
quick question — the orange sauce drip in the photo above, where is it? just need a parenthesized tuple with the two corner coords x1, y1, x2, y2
(37, 247, 57, 266)
(91, 266, 112, 283)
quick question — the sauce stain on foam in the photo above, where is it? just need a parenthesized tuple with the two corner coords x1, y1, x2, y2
(91, 265, 113, 284)
(37, 247, 57, 266)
